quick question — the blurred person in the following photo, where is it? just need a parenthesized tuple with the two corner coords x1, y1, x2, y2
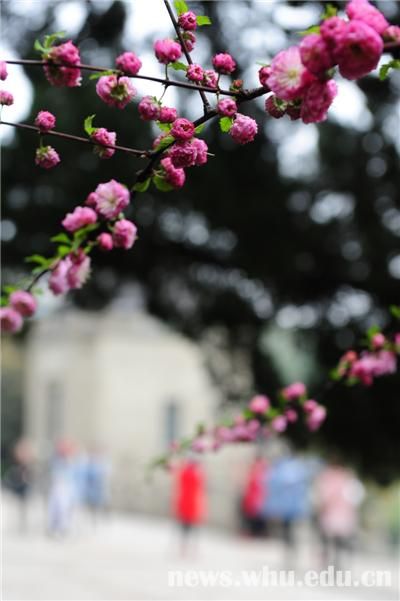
(47, 439, 79, 537)
(240, 455, 268, 537)
(263, 450, 314, 559)
(3, 438, 34, 532)
(84, 445, 111, 522)
(314, 459, 365, 568)
(173, 458, 206, 556)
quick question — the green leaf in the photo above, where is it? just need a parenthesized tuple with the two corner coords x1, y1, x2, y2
(154, 134, 174, 151)
(153, 175, 174, 192)
(195, 123, 205, 134)
(297, 25, 321, 36)
(367, 325, 380, 339)
(84, 114, 96, 136)
(89, 69, 116, 81)
(389, 305, 400, 320)
(196, 15, 212, 26)
(133, 178, 151, 193)
(43, 31, 66, 49)
(321, 3, 338, 20)
(25, 254, 50, 266)
(34, 39, 47, 54)
(57, 245, 71, 258)
(330, 368, 341, 381)
(379, 59, 400, 81)
(1, 296, 8, 307)
(174, 0, 188, 16)
(169, 61, 187, 72)
(50, 233, 72, 245)
(2, 285, 19, 294)
(156, 121, 172, 133)
(219, 116, 233, 133)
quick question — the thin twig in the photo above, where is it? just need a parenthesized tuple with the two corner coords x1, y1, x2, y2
(163, 0, 212, 113)
(5, 59, 240, 97)
(0, 120, 150, 157)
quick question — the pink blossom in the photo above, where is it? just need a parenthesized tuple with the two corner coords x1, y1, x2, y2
(0, 307, 23, 333)
(168, 140, 198, 168)
(97, 232, 113, 251)
(267, 46, 315, 101)
(371, 332, 385, 350)
(161, 157, 186, 189)
(85, 192, 97, 207)
(44, 41, 81, 87)
(334, 20, 383, 80)
(67, 252, 91, 289)
(191, 437, 208, 453)
(303, 399, 318, 413)
(285, 409, 298, 423)
(62, 206, 97, 232)
(96, 75, 136, 109)
(182, 32, 196, 52)
(138, 95, 160, 121)
(91, 127, 116, 159)
(0, 60, 8, 80)
(171, 117, 195, 141)
(115, 51, 142, 76)
(113, 219, 137, 249)
(320, 17, 348, 53)
(271, 415, 287, 433)
(154, 39, 182, 64)
(383, 25, 400, 44)
(178, 11, 197, 31)
(348, 350, 396, 385)
(230, 114, 258, 145)
(203, 69, 218, 88)
(92, 179, 130, 220)
(159, 106, 177, 123)
(306, 405, 326, 431)
(300, 79, 337, 124)
(346, 0, 388, 35)
(187, 63, 204, 82)
(212, 52, 236, 74)
(282, 381, 306, 400)
(299, 33, 334, 76)
(34, 110, 56, 132)
(49, 258, 72, 295)
(265, 95, 287, 119)
(0, 91, 13, 106)
(217, 98, 237, 117)
(214, 426, 234, 443)
(259, 65, 271, 88)
(249, 394, 270, 414)
(9, 290, 37, 317)
(191, 138, 208, 166)
(35, 145, 60, 169)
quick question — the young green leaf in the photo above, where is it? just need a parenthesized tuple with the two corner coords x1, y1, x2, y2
(297, 25, 321, 36)
(50, 232, 72, 245)
(321, 3, 338, 19)
(84, 114, 96, 136)
(156, 121, 172, 133)
(133, 178, 151, 193)
(34, 39, 47, 54)
(43, 31, 66, 49)
(153, 175, 174, 192)
(174, 0, 188, 16)
(154, 134, 174, 151)
(196, 15, 212, 26)
(379, 59, 400, 81)
(195, 123, 205, 134)
(169, 61, 188, 72)
(57, 245, 71, 258)
(25, 254, 51, 266)
(89, 69, 117, 81)
(219, 116, 233, 133)
(389, 305, 400, 320)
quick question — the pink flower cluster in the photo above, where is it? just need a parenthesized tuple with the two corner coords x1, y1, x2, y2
(212, 53, 236, 74)
(87, 179, 130, 219)
(0, 90, 13, 106)
(34, 110, 56, 132)
(138, 96, 160, 121)
(115, 51, 142, 76)
(168, 138, 208, 168)
(49, 251, 91, 295)
(35, 145, 60, 169)
(178, 11, 197, 31)
(96, 75, 136, 109)
(230, 114, 258, 144)
(161, 157, 186, 189)
(43, 41, 81, 87)
(62, 206, 97, 232)
(0, 290, 37, 333)
(91, 127, 117, 159)
(0, 60, 8, 80)
(154, 39, 182, 64)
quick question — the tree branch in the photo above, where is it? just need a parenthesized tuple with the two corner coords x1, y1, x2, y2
(163, 0, 212, 114)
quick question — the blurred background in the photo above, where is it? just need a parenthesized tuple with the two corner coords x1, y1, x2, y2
(1, 1, 400, 599)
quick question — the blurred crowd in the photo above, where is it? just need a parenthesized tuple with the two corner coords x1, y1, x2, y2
(3, 437, 399, 565)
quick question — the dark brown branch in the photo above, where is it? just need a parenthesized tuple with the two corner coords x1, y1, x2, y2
(0, 120, 150, 157)
(163, 0, 212, 114)
(5, 59, 239, 97)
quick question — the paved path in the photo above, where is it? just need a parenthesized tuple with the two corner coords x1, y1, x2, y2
(2, 494, 399, 600)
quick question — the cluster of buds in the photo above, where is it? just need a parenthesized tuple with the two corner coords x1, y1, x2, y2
(334, 330, 399, 386)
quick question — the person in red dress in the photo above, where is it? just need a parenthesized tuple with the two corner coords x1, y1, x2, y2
(173, 459, 206, 555)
